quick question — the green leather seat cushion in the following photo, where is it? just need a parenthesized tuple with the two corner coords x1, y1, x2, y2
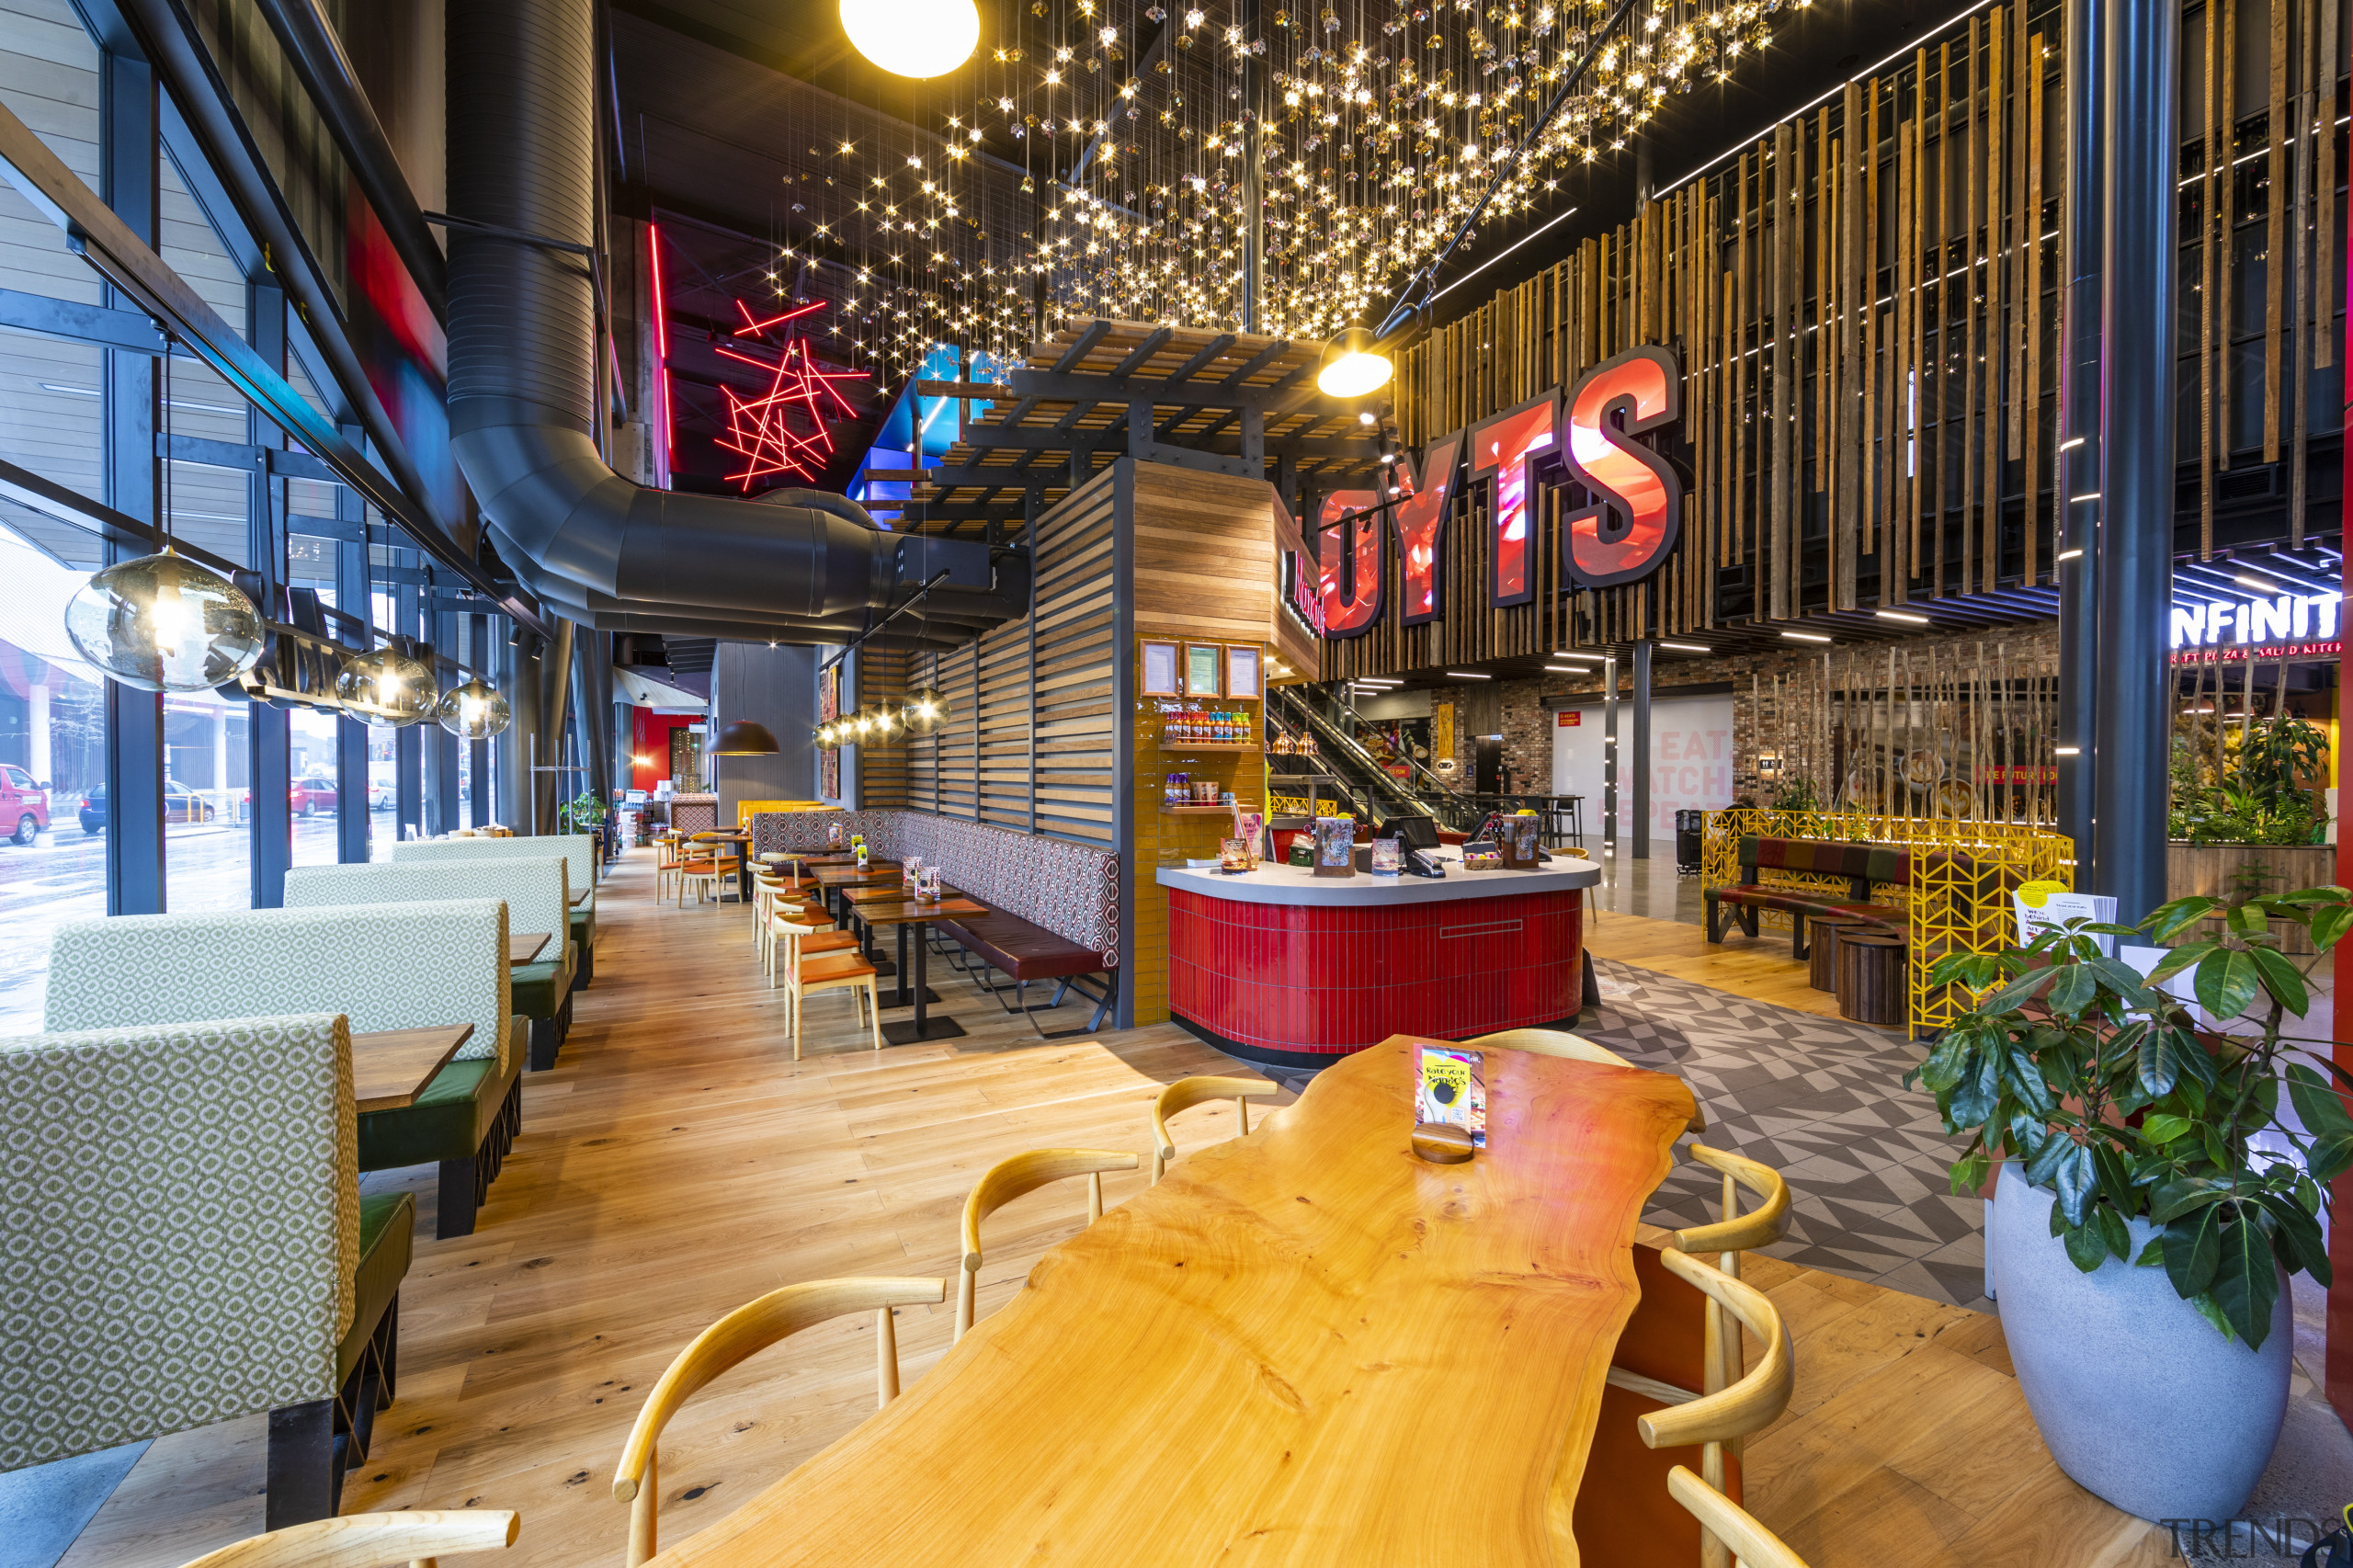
(357, 1027, 522, 1172)
(337, 1188, 415, 1384)
(571, 903, 596, 948)
(510, 945, 576, 1019)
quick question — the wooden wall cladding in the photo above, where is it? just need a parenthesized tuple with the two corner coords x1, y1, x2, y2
(1324, 0, 2346, 684)
(902, 465, 1120, 847)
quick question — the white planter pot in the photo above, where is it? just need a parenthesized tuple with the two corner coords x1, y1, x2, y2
(1989, 1176, 2290, 1522)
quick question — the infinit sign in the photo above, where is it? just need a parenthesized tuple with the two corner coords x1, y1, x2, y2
(1314, 347, 1686, 639)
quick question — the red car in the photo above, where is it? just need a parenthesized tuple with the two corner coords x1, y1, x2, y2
(1, 764, 51, 845)
(291, 776, 338, 815)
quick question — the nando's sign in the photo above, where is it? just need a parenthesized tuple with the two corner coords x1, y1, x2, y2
(1310, 346, 1684, 638)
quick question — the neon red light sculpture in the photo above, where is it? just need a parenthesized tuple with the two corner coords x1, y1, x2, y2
(712, 300, 862, 489)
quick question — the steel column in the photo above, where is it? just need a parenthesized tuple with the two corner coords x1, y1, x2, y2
(2055, 0, 2103, 866)
(333, 422, 370, 863)
(1601, 654, 1618, 853)
(247, 278, 290, 905)
(2087, 0, 2177, 925)
(1631, 642, 1651, 859)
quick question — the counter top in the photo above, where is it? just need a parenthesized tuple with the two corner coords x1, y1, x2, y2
(1155, 851, 1599, 907)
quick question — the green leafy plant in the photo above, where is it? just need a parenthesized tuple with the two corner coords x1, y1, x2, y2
(1906, 882, 2353, 1347)
(557, 790, 609, 835)
(1768, 776, 1819, 812)
(2171, 712, 2330, 845)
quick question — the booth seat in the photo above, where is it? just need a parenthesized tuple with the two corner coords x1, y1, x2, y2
(0, 1012, 411, 1528)
(749, 808, 1120, 1029)
(398, 833, 601, 989)
(1703, 835, 1911, 957)
(46, 901, 521, 1241)
(289, 858, 575, 1072)
(667, 793, 719, 835)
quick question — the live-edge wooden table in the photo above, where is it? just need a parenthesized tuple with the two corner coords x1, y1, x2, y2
(643, 1038, 1698, 1567)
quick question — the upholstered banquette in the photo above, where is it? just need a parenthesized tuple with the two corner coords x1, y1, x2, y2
(46, 901, 521, 1240)
(1, 1012, 411, 1527)
(750, 809, 1120, 1030)
(287, 858, 576, 1071)
(398, 834, 600, 988)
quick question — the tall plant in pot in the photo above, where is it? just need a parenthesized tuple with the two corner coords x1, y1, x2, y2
(1907, 885, 2353, 1522)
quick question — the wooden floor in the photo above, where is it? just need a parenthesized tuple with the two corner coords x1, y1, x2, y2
(1587, 908, 1853, 1021)
(61, 851, 2171, 1568)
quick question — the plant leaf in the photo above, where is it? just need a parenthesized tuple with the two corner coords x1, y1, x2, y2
(2152, 1175, 2231, 1223)
(2309, 1131, 2353, 1185)
(2194, 949, 2261, 1021)
(2309, 903, 2353, 954)
(2160, 1204, 2224, 1296)
(1980, 965, 2061, 1016)
(2146, 939, 2219, 986)
(2211, 1211, 2281, 1350)
(2246, 945, 2312, 1017)
(2257, 1193, 2331, 1283)
(2064, 1216, 2112, 1272)
(2286, 1063, 2353, 1140)
(2046, 962, 2098, 1017)
(2094, 1204, 2132, 1263)
(2144, 897, 2221, 942)
(2140, 1112, 2195, 1144)
(2134, 1235, 2166, 1267)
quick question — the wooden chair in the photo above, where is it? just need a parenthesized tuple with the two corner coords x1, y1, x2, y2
(1150, 1075, 1278, 1182)
(175, 1511, 518, 1568)
(1664, 1467, 1811, 1568)
(674, 841, 728, 907)
(1633, 1248, 1798, 1568)
(1464, 1028, 1705, 1133)
(612, 1278, 944, 1568)
(1669, 1144, 1792, 1468)
(750, 870, 822, 965)
(765, 903, 859, 984)
(769, 912, 881, 1058)
(956, 1148, 1139, 1341)
(654, 835, 686, 903)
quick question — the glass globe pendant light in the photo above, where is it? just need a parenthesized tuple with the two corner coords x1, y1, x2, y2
(867, 702, 904, 745)
(902, 685, 947, 736)
(336, 642, 438, 728)
(848, 707, 877, 743)
(435, 676, 512, 740)
(839, 0, 979, 77)
(63, 548, 266, 693)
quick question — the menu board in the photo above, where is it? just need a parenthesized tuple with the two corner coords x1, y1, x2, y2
(1141, 641, 1180, 697)
(1185, 643, 1222, 697)
(1226, 645, 1262, 699)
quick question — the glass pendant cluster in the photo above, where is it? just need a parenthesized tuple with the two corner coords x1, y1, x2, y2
(803, 0, 1789, 389)
(63, 551, 266, 693)
(816, 685, 952, 750)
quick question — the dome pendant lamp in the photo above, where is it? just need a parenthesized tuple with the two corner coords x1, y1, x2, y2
(1315, 324, 1394, 399)
(840, 0, 980, 77)
(712, 720, 780, 756)
(63, 548, 266, 693)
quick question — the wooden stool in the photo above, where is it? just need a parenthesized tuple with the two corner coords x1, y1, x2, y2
(1804, 915, 1867, 992)
(1836, 933, 1907, 1027)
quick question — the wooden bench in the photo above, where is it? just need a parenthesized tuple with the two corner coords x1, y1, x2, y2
(1702, 835, 1910, 959)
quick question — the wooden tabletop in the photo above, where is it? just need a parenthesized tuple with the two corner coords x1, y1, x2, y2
(841, 881, 958, 904)
(349, 1024, 474, 1113)
(850, 897, 984, 926)
(811, 863, 902, 886)
(571, 889, 590, 904)
(508, 931, 550, 964)
(646, 1038, 1696, 1567)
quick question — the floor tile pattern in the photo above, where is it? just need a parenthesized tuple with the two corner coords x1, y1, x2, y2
(1578, 957, 1994, 1311)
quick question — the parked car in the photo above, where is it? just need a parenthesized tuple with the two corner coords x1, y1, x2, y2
(76, 781, 217, 835)
(291, 775, 338, 815)
(1, 764, 50, 845)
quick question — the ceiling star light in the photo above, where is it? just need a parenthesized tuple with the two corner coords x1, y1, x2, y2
(840, 0, 982, 77)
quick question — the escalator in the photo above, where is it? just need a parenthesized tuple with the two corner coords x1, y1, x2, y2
(1268, 686, 1482, 831)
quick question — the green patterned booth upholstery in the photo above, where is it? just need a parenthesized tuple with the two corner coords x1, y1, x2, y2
(1702, 835, 1912, 957)
(0, 1012, 411, 1528)
(397, 834, 601, 988)
(46, 901, 521, 1241)
(286, 858, 576, 1072)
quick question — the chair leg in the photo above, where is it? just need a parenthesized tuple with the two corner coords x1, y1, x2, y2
(265, 1399, 339, 1529)
(437, 1156, 481, 1239)
(869, 979, 882, 1051)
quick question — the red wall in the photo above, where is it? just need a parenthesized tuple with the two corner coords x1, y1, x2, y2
(629, 708, 699, 791)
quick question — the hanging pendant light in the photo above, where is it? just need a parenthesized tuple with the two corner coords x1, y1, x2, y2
(1315, 324, 1393, 398)
(435, 676, 513, 739)
(815, 721, 840, 750)
(848, 708, 877, 743)
(867, 703, 904, 745)
(711, 720, 780, 756)
(839, 0, 980, 78)
(336, 642, 439, 728)
(902, 685, 947, 735)
(63, 549, 266, 693)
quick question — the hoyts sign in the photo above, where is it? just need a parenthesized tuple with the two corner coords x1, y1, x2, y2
(1313, 346, 1683, 638)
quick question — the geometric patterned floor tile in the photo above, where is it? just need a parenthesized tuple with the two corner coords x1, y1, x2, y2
(1578, 957, 1995, 1312)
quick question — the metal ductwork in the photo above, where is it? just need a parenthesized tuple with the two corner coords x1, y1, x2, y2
(443, 0, 1023, 642)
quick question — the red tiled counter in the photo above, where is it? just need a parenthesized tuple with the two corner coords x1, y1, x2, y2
(1155, 858, 1599, 1066)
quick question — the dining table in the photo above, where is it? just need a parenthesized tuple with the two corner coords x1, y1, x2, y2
(642, 1038, 1699, 1567)
(855, 895, 985, 1043)
(691, 830, 756, 902)
(349, 1024, 474, 1114)
(507, 930, 550, 965)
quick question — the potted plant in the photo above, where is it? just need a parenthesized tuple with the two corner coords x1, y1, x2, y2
(558, 790, 610, 855)
(1908, 882, 2353, 1522)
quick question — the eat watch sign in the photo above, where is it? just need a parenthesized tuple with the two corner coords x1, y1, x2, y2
(1313, 346, 1684, 639)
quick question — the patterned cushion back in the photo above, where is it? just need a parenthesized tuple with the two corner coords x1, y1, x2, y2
(286, 858, 568, 984)
(47, 902, 511, 1071)
(0, 1012, 358, 1469)
(748, 809, 1121, 962)
(397, 833, 599, 897)
(669, 794, 719, 834)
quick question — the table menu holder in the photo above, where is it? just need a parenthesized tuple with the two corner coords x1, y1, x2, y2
(1412, 1045, 1486, 1162)
(1312, 815, 1358, 878)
